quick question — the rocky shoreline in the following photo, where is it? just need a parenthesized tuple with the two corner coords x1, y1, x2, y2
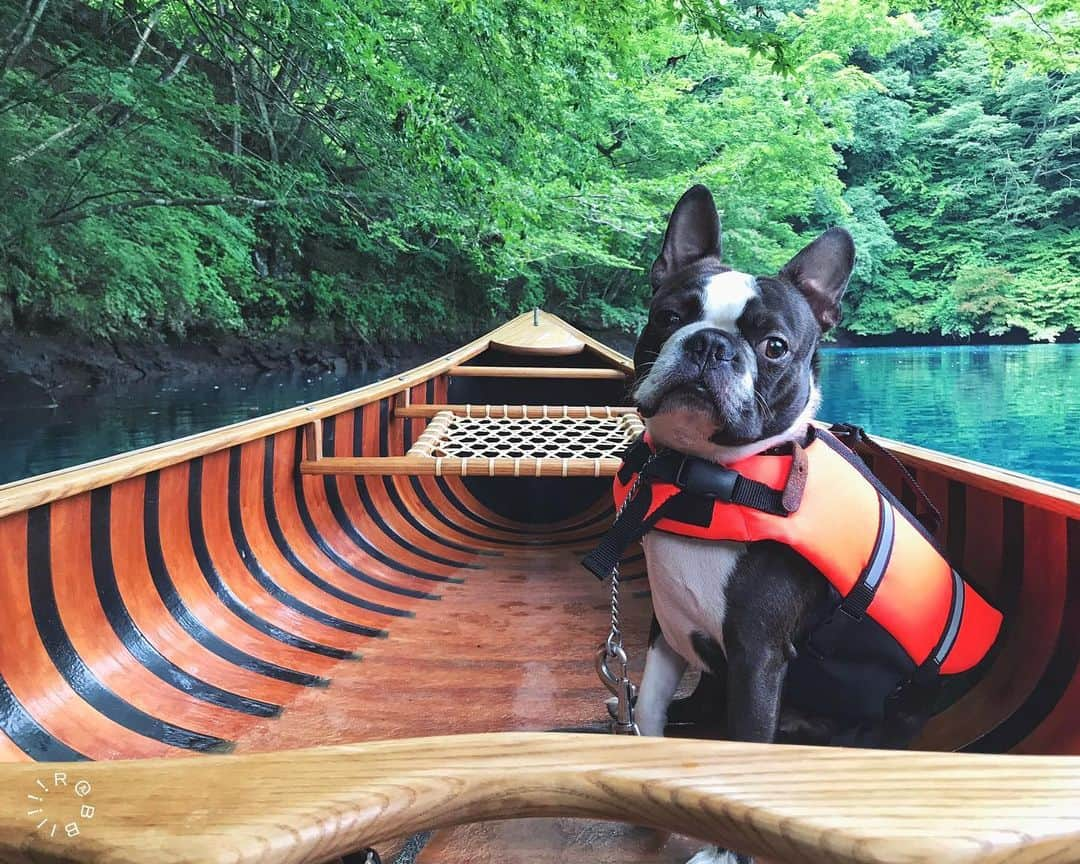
(0, 327, 459, 404)
(1, 322, 1072, 406)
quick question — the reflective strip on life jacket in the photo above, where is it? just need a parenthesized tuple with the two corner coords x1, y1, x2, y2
(615, 431, 1002, 675)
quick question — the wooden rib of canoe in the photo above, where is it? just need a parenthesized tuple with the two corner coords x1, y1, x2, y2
(0, 310, 1077, 864)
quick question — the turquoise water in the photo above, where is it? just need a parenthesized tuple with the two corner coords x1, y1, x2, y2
(817, 344, 1078, 488)
(0, 344, 1076, 488)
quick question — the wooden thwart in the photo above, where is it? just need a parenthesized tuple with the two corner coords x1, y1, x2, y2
(301, 455, 629, 477)
(394, 403, 640, 419)
(301, 408, 643, 477)
(449, 365, 629, 379)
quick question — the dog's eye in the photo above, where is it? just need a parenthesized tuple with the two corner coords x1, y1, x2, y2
(762, 337, 788, 360)
(656, 310, 681, 328)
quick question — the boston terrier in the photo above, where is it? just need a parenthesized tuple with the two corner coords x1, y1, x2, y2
(631, 185, 867, 864)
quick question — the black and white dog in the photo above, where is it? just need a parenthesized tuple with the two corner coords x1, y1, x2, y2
(632, 185, 859, 864)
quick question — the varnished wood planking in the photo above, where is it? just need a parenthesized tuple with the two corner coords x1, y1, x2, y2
(197, 448, 361, 653)
(962, 486, 1008, 609)
(913, 467, 951, 547)
(325, 410, 469, 580)
(357, 400, 485, 570)
(233, 438, 397, 633)
(233, 541, 654, 753)
(46, 493, 241, 745)
(958, 506, 1070, 754)
(107, 476, 303, 707)
(994, 513, 1079, 755)
(4, 734, 1080, 864)
(354, 410, 495, 566)
(267, 431, 434, 614)
(0, 728, 30, 762)
(153, 463, 335, 679)
(0, 511, 173, 760)
(293, 445, 455, 596)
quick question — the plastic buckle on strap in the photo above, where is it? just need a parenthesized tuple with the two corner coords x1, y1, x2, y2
(673, 456, 739, 501)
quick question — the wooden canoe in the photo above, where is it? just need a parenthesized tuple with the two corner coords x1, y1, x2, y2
(0, 311, 1077, 864)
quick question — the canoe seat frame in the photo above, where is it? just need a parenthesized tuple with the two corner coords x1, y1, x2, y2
(300, 405, 643, 478)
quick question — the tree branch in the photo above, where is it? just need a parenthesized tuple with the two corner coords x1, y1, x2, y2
(38, 190, 367, 227)
(0, 0, 50, 77)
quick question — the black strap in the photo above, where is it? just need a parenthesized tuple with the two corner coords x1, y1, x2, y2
(629, 446, 791, 517)
(830, 423, 942, 536)
(581, 482, 658, 579)
(839, 492, 896, 619)
(929, 568, 966, 667)
(583, 437, 794, 580)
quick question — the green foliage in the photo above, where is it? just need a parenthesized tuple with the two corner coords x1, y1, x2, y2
(0, 0, 1076, 346)
(839, 35, 1080, 341)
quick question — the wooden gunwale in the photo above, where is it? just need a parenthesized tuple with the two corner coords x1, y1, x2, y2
(829, 424, 1080, 520)
(0, 313, 517, 519)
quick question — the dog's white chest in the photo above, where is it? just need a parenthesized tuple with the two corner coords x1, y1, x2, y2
(642, 532, 746, 667)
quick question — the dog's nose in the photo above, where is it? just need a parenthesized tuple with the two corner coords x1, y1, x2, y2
(684, 328, 736, 366)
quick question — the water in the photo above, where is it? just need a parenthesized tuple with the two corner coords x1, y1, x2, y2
(817, 345, 1079, 488)
(0, 366, 393, 486)
(0, 345, 1076, 489)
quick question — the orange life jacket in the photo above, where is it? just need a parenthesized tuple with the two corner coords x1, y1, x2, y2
(584, 426, 1002, 729)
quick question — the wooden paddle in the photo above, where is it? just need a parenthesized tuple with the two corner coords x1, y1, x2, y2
(1, 732, 1078, 863)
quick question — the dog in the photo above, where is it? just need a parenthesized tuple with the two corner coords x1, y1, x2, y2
(627, 185, 947, 864)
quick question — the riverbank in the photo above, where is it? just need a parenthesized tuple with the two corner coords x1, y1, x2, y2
(0, 326, 458, 404)
(2, 322, 1076, 405)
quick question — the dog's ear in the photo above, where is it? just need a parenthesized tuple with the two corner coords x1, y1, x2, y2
(650, 185, 721, 292)
(780, 227, 855, 331)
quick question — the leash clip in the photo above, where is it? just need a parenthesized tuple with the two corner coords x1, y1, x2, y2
(596, 643, 639, 735)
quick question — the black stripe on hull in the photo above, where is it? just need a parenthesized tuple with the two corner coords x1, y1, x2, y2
(964, 509, 1080, 753)
(0, 674, 89, 761)
(188, 457, 354, 660)
(947, 480, 967, 566)
(226, 447, 386, 638)
(144, 472, 327, 687)
(260, 436, 412, 619)
(26, 507, 233, 753)
(320, 418, 463, 584)
(289, 431, 440, 602)
(352, 406, 480, 572)
(91, 487, 280, 718)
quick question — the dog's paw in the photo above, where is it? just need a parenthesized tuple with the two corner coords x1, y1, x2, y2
(686, 846, 751, 864)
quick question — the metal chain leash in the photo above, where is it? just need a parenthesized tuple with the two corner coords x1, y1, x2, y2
(595, 451, 660, 735)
